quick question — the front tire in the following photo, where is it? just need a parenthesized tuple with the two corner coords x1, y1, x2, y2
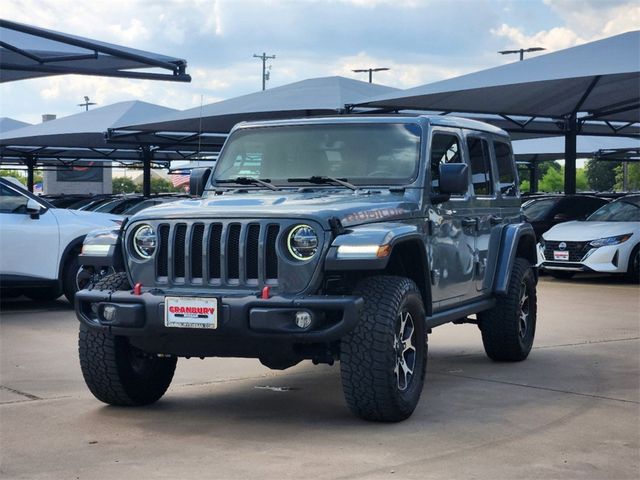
(78, 272, 177, 406)
(340, 276, 427, 422)
(479, 258, 537, 361)
(625, 245, 639, 284)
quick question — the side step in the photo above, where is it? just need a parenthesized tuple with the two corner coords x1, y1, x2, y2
(426, 298, 496, 330)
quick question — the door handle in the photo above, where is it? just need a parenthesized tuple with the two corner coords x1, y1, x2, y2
(488, 215, 503, 225)
(462, 217, 477, 228)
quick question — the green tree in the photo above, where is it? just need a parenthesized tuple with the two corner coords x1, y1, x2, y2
(112, 177, 139, 194)
(614, 163, 640, 191)
(538, 166, 588, 193)
(585, 159, 619, 191)
(0, 169, 43, 186)
(150, 178, 182, 193)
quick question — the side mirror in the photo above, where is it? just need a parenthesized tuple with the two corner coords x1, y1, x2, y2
(189, 168, 212, 197)
(26, 198, 43, 219)
(439, 163, 469, 196)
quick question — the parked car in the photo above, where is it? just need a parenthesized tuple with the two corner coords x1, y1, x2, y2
(0, 178, 122, 302)
(523, 195, 609, 240)
(537, 194, 640, 281)
(76, 115, 538, 422)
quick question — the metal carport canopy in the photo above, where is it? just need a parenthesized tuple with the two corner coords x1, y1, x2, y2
(0, 19, 191, 83)
(110, 76, 399, 136)
(357, 30, 640, 194)
(0, 101, 217, 194)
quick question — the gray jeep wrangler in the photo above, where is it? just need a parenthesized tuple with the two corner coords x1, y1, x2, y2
(76, 115, 537, 422)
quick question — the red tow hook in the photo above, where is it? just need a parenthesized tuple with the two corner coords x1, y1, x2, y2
(134, 283, 142, 296)
(261, 286, 270, 299)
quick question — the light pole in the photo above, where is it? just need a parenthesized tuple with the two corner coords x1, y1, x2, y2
(352, 67, 390, 83)
(77, 96, 97, 111)
(253, 52, 276, 90)
(498, 47, 546, 61)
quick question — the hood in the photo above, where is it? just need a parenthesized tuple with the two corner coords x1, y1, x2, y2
(543, 220, 639, 242)
(129, 189, 420, 229)
(52, 207, 122, 226)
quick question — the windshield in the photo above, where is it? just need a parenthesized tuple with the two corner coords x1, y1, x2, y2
(522, 197, 559, 221)
(211, 123, 421, 187)
(587, 198, 640, 222)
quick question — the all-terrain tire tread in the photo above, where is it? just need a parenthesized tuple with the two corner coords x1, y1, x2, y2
(479, 258, 536, 362)
(78, 273, 176, 406)
(340, 276, 426, 422)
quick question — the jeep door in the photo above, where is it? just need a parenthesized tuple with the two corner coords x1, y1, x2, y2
(425, 128, 475, 306)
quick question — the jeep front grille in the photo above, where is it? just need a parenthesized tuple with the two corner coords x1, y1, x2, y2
(155, 221, 281, 286)
(543, 241, 590, 262)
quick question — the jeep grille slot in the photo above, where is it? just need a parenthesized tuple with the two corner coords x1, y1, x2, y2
(152, 220, 283, 288)
(227, 224, 241, 280)
(157, 224, 170, 277)
(174, 224, 187, 278)
(191, 224, 205, 279)
(246, 224, 260, 280)
(208, 223, 222, 280)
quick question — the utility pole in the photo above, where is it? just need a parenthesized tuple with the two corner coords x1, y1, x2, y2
(498, 47, 546, 61)
(253, 52, 276, 90)
(352, 67, 390, 83)
(77, 96, 97, 111)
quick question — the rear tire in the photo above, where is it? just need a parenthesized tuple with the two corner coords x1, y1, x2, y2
(78, 272, 177, 406)
(340, 276, 427, 422)
(479, 258, 537, 362)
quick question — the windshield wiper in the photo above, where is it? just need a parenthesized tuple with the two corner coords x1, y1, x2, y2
(215, 177, 279, 191)
(287, 176, 358, 191)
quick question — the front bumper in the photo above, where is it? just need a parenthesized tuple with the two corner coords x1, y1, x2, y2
(75, 287, 363, 344)
(537, 242, 629, 273)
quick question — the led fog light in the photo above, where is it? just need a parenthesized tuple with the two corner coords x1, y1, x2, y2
(102, 305, 117, 322)
(295, 311, 313, 329)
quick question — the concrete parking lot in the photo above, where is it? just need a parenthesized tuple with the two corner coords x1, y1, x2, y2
(1, 276, 638, 479)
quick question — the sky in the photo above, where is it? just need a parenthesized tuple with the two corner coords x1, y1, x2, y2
(1, 0, 638, 124)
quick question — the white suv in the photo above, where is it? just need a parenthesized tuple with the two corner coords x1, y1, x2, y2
(0, 178, 121, 302)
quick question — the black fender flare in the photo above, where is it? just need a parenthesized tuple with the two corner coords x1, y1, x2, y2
(493, 222, 537, 295)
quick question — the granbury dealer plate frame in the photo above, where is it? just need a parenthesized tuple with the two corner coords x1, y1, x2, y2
(165, 296, 218, 329)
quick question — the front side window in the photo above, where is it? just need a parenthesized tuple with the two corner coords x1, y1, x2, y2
(0, 184, 29, 214)
(430, 132, 463, 195)
(467, 136, 494, 196)
(494, 141, 517, 197)
(212, 123, 421, 186)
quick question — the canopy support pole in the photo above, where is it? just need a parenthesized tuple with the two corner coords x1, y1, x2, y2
(529, 164, 539, 193)
(142, 146, 152, 196)
(564, 114, 578, 195)
(25, 155, 35, 192)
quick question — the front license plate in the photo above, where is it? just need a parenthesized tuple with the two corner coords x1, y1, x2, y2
(553, 250, 569, 261)
(165, 296, 218, 329)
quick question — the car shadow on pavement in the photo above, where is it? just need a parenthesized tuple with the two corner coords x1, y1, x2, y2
(0, 296, 72, 312)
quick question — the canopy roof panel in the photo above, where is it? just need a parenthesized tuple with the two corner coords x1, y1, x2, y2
(0, 19, 191, 83)
(0, 100, 178, 148)
(115, 76, 398, 134)
(358, 31, 640, 123)
(0, 117, 31, 132)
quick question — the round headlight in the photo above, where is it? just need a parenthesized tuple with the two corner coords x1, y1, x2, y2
(287, 224, 318, 261)
(132, 224, 157, 259)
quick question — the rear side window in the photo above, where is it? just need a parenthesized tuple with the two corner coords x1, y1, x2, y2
(494, 141, 517, 196)
(430, 133, 464, 195)
(467, 136, 494, 196)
